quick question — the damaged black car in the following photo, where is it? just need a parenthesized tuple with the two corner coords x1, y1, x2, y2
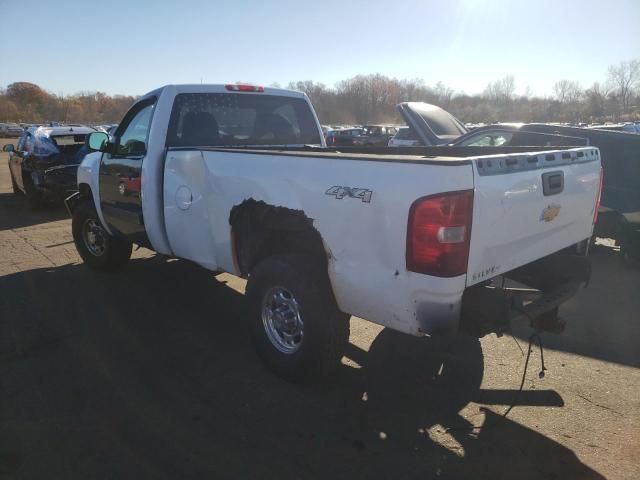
(4, 125, 97, 208)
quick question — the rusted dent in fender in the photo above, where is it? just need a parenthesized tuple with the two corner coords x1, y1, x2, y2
(229, 199, 328, 276)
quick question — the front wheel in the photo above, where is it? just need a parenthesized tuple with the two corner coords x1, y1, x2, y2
(246, 254, 350, 382)
(72, 201, 132, 271)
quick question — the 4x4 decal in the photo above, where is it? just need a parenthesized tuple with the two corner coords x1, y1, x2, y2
(325, 186, 373, 203)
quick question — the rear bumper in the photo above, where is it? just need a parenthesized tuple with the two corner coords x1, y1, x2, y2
(460, 250, 590, 337)
(31, 165, 79, 199)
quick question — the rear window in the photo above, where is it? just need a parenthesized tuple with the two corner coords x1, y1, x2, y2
(51, 135, 86, 146)
(167, 93, 322, 147)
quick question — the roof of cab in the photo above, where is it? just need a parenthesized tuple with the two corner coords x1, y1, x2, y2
(141, 84, 307, 100)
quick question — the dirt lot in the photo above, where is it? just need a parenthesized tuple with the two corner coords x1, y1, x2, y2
(1, 138, 639, 479)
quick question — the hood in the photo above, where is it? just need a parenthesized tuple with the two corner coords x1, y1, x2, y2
(397, 102, 468, 146)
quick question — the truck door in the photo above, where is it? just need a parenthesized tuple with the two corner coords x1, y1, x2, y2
(98, 98, 155, 244)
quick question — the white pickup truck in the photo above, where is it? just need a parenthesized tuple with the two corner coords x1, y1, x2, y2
(66, 84, 602, 381)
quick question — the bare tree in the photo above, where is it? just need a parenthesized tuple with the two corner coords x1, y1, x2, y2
(483, 75, 516, 104)
(433, 81, 454, 107)
(3, 61, 639, 126)
(607, 60, 640, 113)
(553, 80, 583, 104)
(583, 82, 610, 120)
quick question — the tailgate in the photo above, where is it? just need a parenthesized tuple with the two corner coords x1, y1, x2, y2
(467, 147, 601, 286)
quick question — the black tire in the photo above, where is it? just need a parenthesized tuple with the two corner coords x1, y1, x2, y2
(72, 200, 132, 271)
(246, 254, 350, 382)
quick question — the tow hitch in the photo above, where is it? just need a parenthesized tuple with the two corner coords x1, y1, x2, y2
(461, 251, 591, 338)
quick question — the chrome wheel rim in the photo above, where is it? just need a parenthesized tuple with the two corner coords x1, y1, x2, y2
(261, 286, 304, 354)
(82, 218, 106, 257)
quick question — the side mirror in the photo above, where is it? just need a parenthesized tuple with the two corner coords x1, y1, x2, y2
(86, 131, 109, 152)
(2, 144, 15, 153)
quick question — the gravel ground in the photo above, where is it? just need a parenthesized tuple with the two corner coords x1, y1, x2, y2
(1, 139, 639, 479)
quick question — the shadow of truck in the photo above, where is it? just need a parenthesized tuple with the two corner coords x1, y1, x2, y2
(0, 257, 603, 479)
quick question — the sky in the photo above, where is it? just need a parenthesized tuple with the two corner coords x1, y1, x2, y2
(0, 0, 638, 97)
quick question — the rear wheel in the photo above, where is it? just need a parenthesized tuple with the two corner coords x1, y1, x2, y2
(246, 254, 349, 382)
(72, 201, 132, 271)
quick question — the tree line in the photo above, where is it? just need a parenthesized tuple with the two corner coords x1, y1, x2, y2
(1, 59, 638, 126)
(0, 84, 136, 125)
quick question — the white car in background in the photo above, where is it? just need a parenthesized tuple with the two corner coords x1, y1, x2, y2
(388, 126, 422, 147)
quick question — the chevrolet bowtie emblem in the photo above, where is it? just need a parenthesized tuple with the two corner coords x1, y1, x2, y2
(541, 204, 561, 222)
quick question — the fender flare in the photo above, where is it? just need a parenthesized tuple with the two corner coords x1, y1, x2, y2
(73, 183, 113, 236)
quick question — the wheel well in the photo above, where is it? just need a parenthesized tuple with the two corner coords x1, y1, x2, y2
(69, 183, 95, 213)
(78, 183, 92, 197)
(229, 199, 328, 277)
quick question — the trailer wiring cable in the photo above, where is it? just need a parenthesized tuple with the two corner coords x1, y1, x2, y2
(445, 307, 548, 434)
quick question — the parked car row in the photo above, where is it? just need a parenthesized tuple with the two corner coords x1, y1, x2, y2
(324, 127, 364, 147)
(1, 122, 122, 138)
(587, 122, 640, 134)
(324, 125, 399, 147)
(0, 123, 24, 137)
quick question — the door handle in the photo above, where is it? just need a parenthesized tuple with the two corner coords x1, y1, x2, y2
(542, 171, 564, 196)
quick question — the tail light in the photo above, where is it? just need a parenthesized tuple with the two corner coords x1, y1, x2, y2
(593, 166, 603, 225)
(406, 190, 474, 277)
